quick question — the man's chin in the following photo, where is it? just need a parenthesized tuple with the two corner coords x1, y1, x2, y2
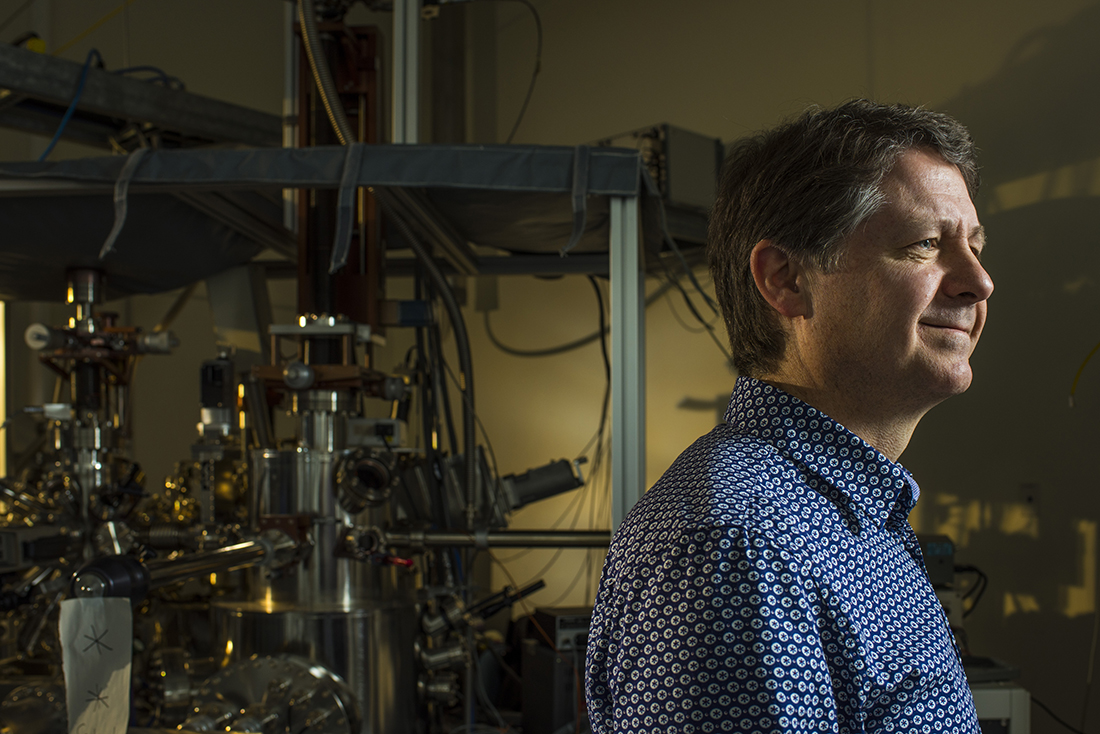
(926, 363, 974, 401)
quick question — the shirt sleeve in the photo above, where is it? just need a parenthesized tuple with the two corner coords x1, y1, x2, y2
(586, 526, 838, 734)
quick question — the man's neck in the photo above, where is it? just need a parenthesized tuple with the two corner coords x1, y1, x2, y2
(758, 377, 924, 462)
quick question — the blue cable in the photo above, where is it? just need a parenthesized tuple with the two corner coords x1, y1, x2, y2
(452, 548, 464, 584)
(38, 48, 101, 162)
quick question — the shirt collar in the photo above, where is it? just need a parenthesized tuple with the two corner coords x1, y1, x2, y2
(724, 376, 918, 531)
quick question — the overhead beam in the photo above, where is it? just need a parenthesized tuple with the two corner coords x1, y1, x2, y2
(0, 44, 281, 149)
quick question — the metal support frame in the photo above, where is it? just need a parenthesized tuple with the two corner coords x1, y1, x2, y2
(971, 684, 1030, 734)
(392, 0, 420, 143)
(610, 196, 645, 529)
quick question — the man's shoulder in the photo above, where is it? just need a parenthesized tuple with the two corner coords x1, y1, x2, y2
(615, 423, 805, 544)
(657, 422, 788, 493)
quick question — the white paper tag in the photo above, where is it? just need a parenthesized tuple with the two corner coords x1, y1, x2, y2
(60, 597, 132, 734)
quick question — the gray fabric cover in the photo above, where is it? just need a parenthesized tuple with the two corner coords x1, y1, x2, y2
(0, 144, 664, 301)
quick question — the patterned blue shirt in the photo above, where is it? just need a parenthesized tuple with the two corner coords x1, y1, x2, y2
(585, 377, 977, 733)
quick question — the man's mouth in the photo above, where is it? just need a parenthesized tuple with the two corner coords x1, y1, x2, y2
(919, 320, 972, 335)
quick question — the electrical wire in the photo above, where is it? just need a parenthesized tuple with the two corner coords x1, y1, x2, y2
(466, 637, 513, 732)
(662, 285, 710, 334)
(1070, 339, 1100, 408)
(440, 357, 510, 522)
(488, 550, 558, 650)
(495, 0, 541, 144)
(1033, 696, 1088, 734)
(490, 278, 611, 566)
(954, 564, 988, 618)
(1083, 551, 1100, 734)
(484, 311, 603, 358)
(51, 0, 139, 57)
(378, 191, 478, 528)
(483, 279, 675, 359)
(490, 402, 607, 567)
(38, 47, 101, 161)
(544, 550, 590, 607)
(445, 0, 542, 144)
(0, 0, 36, 41)
(664, 232, 719, 314)
(503, 464, 597, 587)
(427, 299, 461, 456)
(1085, 605, 1100, 734)
(34, 54, 186, 161)
(653, 258, 732, 365)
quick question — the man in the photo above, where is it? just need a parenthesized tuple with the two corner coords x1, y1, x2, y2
(585, 100, 992, 733)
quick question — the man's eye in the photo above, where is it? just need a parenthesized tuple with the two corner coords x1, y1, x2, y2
(912, 239, 936, 250)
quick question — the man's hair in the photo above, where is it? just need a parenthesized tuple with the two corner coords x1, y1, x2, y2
(707, 99, 979, 377)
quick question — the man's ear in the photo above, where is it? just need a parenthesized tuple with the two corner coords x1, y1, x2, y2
(750, 240, 812, 318)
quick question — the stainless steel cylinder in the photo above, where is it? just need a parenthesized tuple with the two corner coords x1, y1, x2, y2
(67, 269, 104, 306)
(67, 269, 103, 334)
(212, 603, 417, 734)
(250, 448, 412, 606)
(226, 447, 417, 734)
(293, 390, 351, 452)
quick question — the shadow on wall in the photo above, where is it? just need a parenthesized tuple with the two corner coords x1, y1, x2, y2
(901, 1, 1100, 726)
(943, 1, 1100, 188)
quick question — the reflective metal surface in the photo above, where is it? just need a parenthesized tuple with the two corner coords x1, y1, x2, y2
(186, 654, 361, 734)
(251, 449, 412, 606)
(212, 605, 418, 734)
(242, 444, 417, 734)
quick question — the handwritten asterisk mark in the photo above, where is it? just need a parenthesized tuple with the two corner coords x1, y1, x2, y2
(82, 625, 112, 655)
(85, 683, 109, 709)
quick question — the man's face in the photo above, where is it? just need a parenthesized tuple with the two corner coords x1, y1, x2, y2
(795, 148, 993, 414)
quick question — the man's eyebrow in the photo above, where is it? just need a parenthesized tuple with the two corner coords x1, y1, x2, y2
(969, 225, 986, 247)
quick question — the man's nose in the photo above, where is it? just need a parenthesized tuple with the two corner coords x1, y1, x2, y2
(945, 247, 994, 303)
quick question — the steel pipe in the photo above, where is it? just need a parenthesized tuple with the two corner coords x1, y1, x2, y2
(382, 529, 611, 550)
(144, 540, 267, 589)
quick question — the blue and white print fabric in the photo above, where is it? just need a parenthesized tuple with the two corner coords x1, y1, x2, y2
(585, 377, 977, 733)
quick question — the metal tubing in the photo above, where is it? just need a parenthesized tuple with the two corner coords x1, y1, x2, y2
(392, 0, 419, 143)
(144, 540, 267, 589)
(375, 190, 477, 529)
(244, 375, 275, 449)
(383, 530, 610, 549)
(610, 195, 645, 530)
(298, 0, 355, 145)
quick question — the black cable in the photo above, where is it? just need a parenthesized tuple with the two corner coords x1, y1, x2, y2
(664, 232, 719, 314)
(415, 272, 450, 530)
(497, 278, 611, 568)
(484, 310, 602, 357)
(425, 284, 460, 456)
(955, 564, 988, 618)
(487, 0, 541, 144)
(484, 279, 675, 359)
(480, 634, 523, 685)
(379, 189, 478, 527)
(1033, 696, 1088, 734)
(662, 284, 709, 334)
(589, 276, 610, 384)
(545, 550, 590, 607)
(654, 257, 733, 365)
(439, 358, 509, 523)
(0, 0, 36, 40)
(578, 276, 610, 459)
